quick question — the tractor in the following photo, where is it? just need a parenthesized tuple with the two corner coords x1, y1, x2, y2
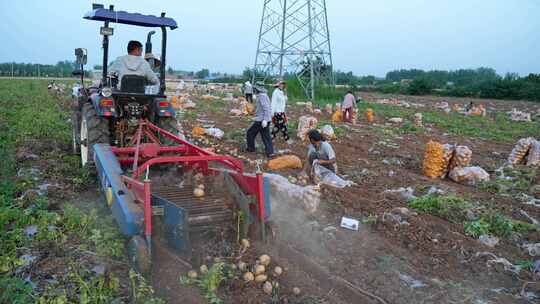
(72, 4, 179, 167)
(70, 4, 272, 274)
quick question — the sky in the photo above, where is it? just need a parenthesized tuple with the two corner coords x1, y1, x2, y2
(0, 0, 539, 77)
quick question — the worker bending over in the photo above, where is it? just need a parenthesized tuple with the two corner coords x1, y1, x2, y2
(271, 81, 290, 142)
(304, 129, 337, 175)
(246, 82, 274, 158)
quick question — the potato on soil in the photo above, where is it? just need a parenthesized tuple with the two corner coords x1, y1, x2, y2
(237, 261, 248, 272)
(259, 254, 271, 266)
(273, 266, 283, 276)
(200, 264, 208, 275)
(255, 274, 268, 283)
(263, 281, 273, 295)
(243, 272, 255, 282)
(255, 265, 266, 275)
(293, 287, 301, 295)
(187, 270, 198, 279)
(194, 188, 205, 197)
(241, 238, 250, 248)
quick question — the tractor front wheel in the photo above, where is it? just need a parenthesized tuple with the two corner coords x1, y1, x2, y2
(127, 236, 152, 275)
(80, 103, 110, 167)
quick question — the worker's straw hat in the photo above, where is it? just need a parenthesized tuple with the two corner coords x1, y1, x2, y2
(253, 81, 267, 93)
(144, 53, 162, 68)
(273, 80, 286, 87)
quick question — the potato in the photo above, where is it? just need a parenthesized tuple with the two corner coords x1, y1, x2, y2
(243, 272, 254, 282)
(199, 265, 208, 275)
(293, 287, 301, 296)
(187, 270, 198, 279)
(259, 254, 271, 266)
(241, 238, 250, 249)
(255, 265, 266, 275)
(273, 266, 283, 276)
(255, 274, 268, 283)
(263, 281, 273, 295)
(193, 188, 205, 198)
(237, 261, 247, 272)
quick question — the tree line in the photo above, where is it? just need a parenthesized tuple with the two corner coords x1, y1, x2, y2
(379, 68, 540, 101)
(0, 61, 80, 78)
(329, 67, 540, 102)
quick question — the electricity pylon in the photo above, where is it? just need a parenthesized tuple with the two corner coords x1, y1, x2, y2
(252, 0, 334, 100)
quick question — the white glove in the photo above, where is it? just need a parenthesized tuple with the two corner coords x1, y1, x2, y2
(262, 120, 268, 128)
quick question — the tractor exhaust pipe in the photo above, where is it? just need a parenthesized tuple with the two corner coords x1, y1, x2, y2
(145, 31, 156, 54)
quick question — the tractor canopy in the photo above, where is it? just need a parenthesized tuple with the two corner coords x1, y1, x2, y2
(84, 8, 178, 29)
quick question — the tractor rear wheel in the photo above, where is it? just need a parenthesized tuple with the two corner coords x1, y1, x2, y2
(80, 103, 110, 167)
(157, 117, 181, 144)
(127, 236, 152, 275)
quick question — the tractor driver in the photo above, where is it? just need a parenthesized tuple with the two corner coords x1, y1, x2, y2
(109, 40, 159, 89)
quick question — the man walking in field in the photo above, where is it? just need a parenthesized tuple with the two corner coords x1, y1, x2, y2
(246, 82, 274, 158)
(270, 80, 290, 142)
(110, 40, 159, 89)
(342, 90, 357, 123)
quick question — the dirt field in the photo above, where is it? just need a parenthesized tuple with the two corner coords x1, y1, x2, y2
(3, 79, 539, 303)
(170, 90, 540, 303)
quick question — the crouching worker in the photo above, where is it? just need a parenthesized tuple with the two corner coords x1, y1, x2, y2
(303, 129, 337, 177)
(246, 82, 274, 158)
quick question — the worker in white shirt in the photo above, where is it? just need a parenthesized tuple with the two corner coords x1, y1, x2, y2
(243, 81, 254, 103)
(270, 81, 290, 142)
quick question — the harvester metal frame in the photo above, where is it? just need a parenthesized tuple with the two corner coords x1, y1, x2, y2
(93, 119, 270, 273)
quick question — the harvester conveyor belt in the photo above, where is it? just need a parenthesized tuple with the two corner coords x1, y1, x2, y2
(152, 186, 234, 230)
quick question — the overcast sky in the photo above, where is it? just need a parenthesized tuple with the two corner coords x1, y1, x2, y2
(1, 0, 539, 77)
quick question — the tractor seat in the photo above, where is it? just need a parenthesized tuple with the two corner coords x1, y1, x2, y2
(120, 75, 147, 93)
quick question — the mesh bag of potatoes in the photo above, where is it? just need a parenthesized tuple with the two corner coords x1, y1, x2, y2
(423, 140, 446, 178)
(268, 155, 302, 170)
(331, 104, 343, 123)
(192, 126, 206, 137)
(366, 108, 374, 123)
(246, 102, 255, 114)
(414, 113, 423, 127)
(321, 125, 336, 140)
(239, 100, 249, 115)
(297, 115, 318, 141)
(325, 103, 333, 114)
(448, 166, 490, 186)
(306, 101, 313, 113)
(508, 137, 535, 165)
(526, 139, 540, 166)
(351, 108, 359, 125)
(440, 144, 455, 177)
(450, 145, 472, 170)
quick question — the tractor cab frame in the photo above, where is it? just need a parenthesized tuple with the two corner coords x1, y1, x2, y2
(72, 4, 180, 166)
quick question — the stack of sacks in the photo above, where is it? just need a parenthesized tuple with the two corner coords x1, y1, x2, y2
(297, 116, 318, 141)
(508, 137, 540, 166)
(423, 141, 445, 178)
